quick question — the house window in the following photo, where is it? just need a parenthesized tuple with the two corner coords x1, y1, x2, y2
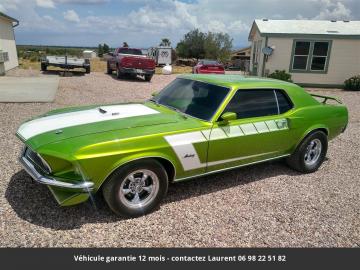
(290, 40, 331, 73)
(311, 42, 329, 71)
(292, 41, 310, 70)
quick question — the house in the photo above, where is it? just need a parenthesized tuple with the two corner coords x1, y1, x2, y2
(0, 12, 19, 75)
(248, 19, 360, 87)
(230, 46, 251, 71)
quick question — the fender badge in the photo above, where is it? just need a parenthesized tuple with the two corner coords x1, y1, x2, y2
(55, 129, 63, 135)
(183, 154, 195, 158)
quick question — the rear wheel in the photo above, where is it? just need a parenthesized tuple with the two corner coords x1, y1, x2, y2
(144, 74, 153, 82)
(41, 63, 47, 71)
(286, 130, 328, 173)
(102, 159, 168, 217)
(85, 66, 90, 74)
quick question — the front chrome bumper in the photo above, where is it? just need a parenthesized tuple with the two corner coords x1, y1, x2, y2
(19, 153, 94, 191)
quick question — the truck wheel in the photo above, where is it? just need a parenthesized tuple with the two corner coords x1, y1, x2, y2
(102, 159, 168, 217)
(116, 68, 124, 79)
(85, 66, 91, 74)
(107, 63, 112, 74)
(41, 63, 47, 71)
(286, 130, 328, 173)
(144, 74, 153, 82)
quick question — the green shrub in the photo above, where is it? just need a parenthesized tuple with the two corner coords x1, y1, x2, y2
(344, 75, 360, 91)
(29, 54, 38, 62)
(268, 70, 293, 82)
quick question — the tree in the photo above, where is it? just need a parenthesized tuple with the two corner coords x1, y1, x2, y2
(204, 32, 233, 63)
(159, 38, 171, 47)
(103, 43, 110, 54)
(176, 29, 233, 62)
(176, 29, 206, 60)
(98, 44, 104, 57)
(123, 42, 129, 48)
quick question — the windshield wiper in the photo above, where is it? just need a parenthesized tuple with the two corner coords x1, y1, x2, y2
(148, 100, 188, 119)
(163, 104, 188, 119)
(148, 98, 159, 105)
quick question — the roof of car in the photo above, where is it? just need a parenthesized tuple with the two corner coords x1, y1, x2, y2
(178, 74, 297, 89)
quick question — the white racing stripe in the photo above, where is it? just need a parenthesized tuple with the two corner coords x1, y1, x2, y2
(18, 104, 159, 140)
(165, 119, 289, 171)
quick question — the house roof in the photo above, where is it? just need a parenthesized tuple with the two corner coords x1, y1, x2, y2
(249, 19, 360, 40)
(0, 11, 19, 25)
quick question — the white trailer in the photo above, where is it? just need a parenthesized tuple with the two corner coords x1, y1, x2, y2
(83, 50, 97, 59)
(41, 55, 91, 73)
(148, 47, 172, 66)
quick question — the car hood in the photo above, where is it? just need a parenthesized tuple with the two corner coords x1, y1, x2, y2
(17, 103, 181, 149)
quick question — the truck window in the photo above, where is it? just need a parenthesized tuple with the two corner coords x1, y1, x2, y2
(118, 48, 143, 55)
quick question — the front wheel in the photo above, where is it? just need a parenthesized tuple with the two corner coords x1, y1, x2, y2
(144, 74, 153, 82)
(116, 68, 123, 79)
(102, 159, 168, 217)
(286, 130, 328, 173)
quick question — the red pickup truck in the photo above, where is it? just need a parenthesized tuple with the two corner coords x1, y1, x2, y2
(107, 47, 156, 81)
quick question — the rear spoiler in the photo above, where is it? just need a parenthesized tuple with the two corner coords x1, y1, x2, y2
(311, 94, 342, 104)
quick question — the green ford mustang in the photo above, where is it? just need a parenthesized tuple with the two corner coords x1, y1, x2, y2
(16, 74, 348, 217)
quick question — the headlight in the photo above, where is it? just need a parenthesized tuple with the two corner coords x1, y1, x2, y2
(24, 147, 52, 174)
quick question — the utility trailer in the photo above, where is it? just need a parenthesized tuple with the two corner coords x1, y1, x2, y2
(40, 56, 91, 73)
(147, 47, 172, 66)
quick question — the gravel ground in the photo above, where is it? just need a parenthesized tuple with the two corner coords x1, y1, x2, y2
(0, 71, 359, 247)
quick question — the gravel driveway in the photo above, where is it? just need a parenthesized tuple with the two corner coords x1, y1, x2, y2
(0, 71, 359, 247)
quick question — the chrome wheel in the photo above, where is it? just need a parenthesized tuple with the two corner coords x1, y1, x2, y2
(304, 138, 322, 166)
(119, 169, 159, 209)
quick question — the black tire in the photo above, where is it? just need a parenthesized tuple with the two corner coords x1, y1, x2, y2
(107, 62, 112, 74)
(286, 130, 328, 173)
(116, 68, 123, 79)
(144, 74, 153, 82)
(102, 159, 168, 217)
(85, 66, 90, 74)
(41, 63, 47, 71)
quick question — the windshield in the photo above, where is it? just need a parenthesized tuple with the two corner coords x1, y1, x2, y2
(152, 78, 230, 121)
(118, 48, 143, 55)
(202, 60, 220, 65)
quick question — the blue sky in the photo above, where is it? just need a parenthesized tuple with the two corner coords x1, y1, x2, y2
(1, 0, 359, 49)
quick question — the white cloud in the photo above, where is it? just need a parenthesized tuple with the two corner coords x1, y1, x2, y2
(313, 1, 351, 20)
(36, 0, 55, 8)
(56, 0, 108, 3)
(0, 0, 21, 11)
(43, 15, 54, 21)
(63, 9, 80, 22)
(5, 0, 359, 47)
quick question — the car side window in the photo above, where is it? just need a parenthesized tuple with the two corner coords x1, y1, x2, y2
(275, 90, 293, 114)
(224, 90, 278, 119)
(224, 89, 292, 119)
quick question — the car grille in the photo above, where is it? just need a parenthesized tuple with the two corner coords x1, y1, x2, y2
(24, 147, 51, 174)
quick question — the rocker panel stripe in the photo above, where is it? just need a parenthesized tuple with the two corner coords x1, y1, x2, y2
(165, 119, 288, 171)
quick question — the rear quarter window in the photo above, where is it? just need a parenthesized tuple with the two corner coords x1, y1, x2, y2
(275, 89, 293, 114)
